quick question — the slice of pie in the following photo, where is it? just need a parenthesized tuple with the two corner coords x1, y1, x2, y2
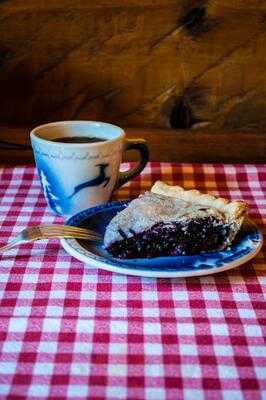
(104, 181, 248, 259)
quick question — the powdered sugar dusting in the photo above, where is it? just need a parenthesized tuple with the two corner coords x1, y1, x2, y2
(104, 192, 225, 247)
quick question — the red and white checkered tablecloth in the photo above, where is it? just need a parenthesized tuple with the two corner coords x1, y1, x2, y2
(0, 162, 265, 400)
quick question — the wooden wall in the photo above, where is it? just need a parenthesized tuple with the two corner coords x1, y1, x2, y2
(0, 0, 266, 132)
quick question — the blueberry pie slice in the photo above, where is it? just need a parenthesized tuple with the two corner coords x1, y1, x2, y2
(104, 181, 248, 259)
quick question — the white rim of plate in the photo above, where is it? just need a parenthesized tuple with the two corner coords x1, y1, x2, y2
(61, 224, 263, 278)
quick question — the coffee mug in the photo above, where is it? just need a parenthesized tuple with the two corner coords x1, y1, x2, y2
(30, 121, 149, 217)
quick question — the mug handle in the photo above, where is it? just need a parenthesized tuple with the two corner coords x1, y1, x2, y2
(116, 139, 149, 189)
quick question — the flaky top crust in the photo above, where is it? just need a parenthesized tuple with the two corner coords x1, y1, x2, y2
(151, 181, 248, 225)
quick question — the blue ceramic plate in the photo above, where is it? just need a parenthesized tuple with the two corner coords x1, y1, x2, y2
(61, 200, 263, 278)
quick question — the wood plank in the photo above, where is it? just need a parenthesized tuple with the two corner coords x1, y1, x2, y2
(126, 128, 266, 164)
(0, 125, 265, 164)
(0, 1, 266, 131)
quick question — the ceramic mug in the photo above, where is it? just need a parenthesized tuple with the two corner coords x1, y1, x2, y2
(30, 121, 149, 217)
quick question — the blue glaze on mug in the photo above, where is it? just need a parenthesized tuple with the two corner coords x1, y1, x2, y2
(70, 163, 110, 197)
(30, 121, 149, 217)
(37, 159, 111, 215)
(36, 158, 69, 215)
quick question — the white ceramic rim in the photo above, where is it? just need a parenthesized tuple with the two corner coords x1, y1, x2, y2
(61, 230, 263, 278)
(30, 120, 125, 148)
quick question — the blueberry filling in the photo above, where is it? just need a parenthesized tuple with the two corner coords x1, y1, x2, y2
(107, 216, 231, 259)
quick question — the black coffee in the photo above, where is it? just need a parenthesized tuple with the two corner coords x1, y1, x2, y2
(51, 136, 107, 144)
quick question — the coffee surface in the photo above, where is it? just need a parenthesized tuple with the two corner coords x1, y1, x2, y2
(51, 136, 106, 143)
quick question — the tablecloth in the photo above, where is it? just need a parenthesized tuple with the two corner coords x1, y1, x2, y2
(0, 162, 265, 400)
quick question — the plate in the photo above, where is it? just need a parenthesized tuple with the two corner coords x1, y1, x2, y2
(61, 200, 263, 278)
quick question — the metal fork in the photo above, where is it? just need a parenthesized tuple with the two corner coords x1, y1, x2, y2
(0, 225, 102, 253)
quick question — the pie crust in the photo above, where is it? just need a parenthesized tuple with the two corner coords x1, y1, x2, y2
(104, 182, 248, 258)
(151, 181, 247, 227)
(151, 181, 248, 223)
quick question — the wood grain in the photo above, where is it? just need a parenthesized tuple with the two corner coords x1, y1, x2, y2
(0, 125, 265, 165)
(0, 1, 266, 131)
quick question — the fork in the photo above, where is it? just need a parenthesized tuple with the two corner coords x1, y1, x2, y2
(0, 225, 102, 253)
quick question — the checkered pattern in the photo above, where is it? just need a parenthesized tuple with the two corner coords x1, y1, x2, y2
(0, 163, 265, 400)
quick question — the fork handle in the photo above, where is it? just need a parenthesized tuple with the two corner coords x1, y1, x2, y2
(0, 233, 100, 253)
